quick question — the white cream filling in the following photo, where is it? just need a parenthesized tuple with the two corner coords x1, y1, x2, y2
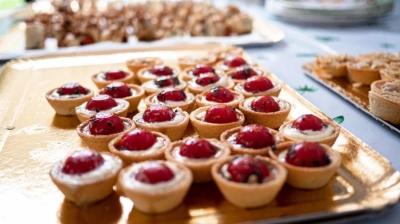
(118, 137, 165, 155)
(283, 124, 335, 140)
(151, 92, 194, 106)
(234, 81, 281, 94)
(171, 141, 223, 162)
(76, 99, 128, 116)
(49, 89, 88, 99)
(142, 70, 179, 78)
(243, 96, 287, 111)
(189, 76, 229, 91)
(143, 78, 186, 91)
(134, 107, 186, 127)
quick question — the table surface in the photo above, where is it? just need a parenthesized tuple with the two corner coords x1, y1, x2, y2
(1, 1, 399, 223)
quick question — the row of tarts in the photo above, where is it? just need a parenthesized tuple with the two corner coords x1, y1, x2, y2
(45, 46, 342, 214)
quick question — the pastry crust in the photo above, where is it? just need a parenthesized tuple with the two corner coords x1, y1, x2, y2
(75, 99, 129, 123)
(177, 54, 217, 71)
(45, 87, 94, 116)
(369, 80, 400, 124)
(144, 91, 196, 113)
(91, 71, 135, 89)
(313, 54, 354, 78)
(136, 66, 180, 84)
(379, 62, 400, 81)
(215, 58, 256, 72)
(142, 78, 187, 96)
(126, 57, 163, 74)
(180, 66, 223, 82)
(187, 77, 235, 95)
(208, 45, 244, 62)
(225, 66, 269, 84)
(99, 84, 145, 113)
(346, 59, 387, 85)
(195, 89, 244, 108)
(234, 81, 282, 98)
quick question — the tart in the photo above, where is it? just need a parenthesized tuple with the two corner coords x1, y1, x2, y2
(215, 55, 255, 71)
(221, 124, 285, 156)
(346, 58, 388, 86)
(234, 76, 282, 98)
(109, 128, 170, 165)
(99, 82, 145, 113)
(195, 86, 244, 108)
(208, 45, 244, 62)
(126, 57, 163, 74)
(75, 94, 129, 123)
(181, 64, 222, 82)
(279, 114, 340, 146)
(187, 73, 234, 95)
(50, 149, 123, 205)
(190, 104, 245, 139)
(313, 54, 354, 78)
(177, 54, 217, 71)
(211, 155, 287, 208)
(45, 82, 94, 116)
(132, 105, 190, 141)
(144, 89, 196, 113)
(118, 160, 193, 214)
(142, 76, 187, 96)
(239, 96, 291, 128)
(269, 141, 341, 189)
(369, 80, 400, 124)
(165, 137, 231, 183)
(379, 62, 400, 81)
(137, 65, 180, 84)
(226, 65, 267, 84)
(91, 69, 134, 89)
(77, 112, 135, 151)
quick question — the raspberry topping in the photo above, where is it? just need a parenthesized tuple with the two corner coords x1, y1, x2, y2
(154, 76, 180, 88)
(103, 69, 127, 80)
(230, 66, 258, 80)
(205, 86, 235, 103)
(157, 89, 187, 102)
(81, 34, 95, 45)
(223, 56, 247, 68)
(195, 73, 220, 86)
(135, 161, 174, 184)
(192, 64, 215, 76)
(151, 65, 174, 76)
(235, 125, 275, 149)
(250, 96, 280, 113)
(292, 114, 325, 131)
(143, 105, 176, 123)
(119, 129, 157, 151)
(103, 82, 132, 98)
(88, 112, 125, 135)
(204, 104, 238, 124)
(179, 137, 218, 159)
(85, 95, 118, 112)
(227, 155, 270, 183)
(57, 83, 88, 95)
(285, 142, 331, 167)
(62, 150, 105, 175)
(243, 76, 274, 93)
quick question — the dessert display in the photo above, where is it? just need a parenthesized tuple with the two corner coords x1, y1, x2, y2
(126, 57, 163, 74)
(216, 55, 255, 71)
(279, 114, 340, 146)
(226, 66, 266, 83)
(208, 45, 245, 62)
(50, 149, 123, 205)
(99, 82, 144, 113)
(379, 62, 400, 81)
(75, 94, 129, 122)
(118, 160, 193, 214)
(165, 137, 231, 182)
(181, 64, 222, 82)
(142, 76, 187, 96)
(211, 155, 287, 208)
(221, 124, 285, 156)
(239, 95, 291, 128)
(109, 128, 171, 165)
(369, 80, 400, 124)
(190, 104, 245, 138)
(187, 73, 234, 95)
(144, 89, 196, 113)
(133, 105, 190, 141)
(91, 69, 134, 89)
(234, 76, 282, 98)
(195, 86, 244, 108)
(177, 54, 217, 70)
(45, 82, 94, 115)
(76, 112, 135, 151)
(346, 58, 387, 85)
(137, 65, 180, 84)
(269, 141, 341, 189)
(313, 53, 354, 78)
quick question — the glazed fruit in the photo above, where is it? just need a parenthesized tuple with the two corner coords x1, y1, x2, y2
(61, 150, 105, 175)
(143, 105, 176, 123)
(154, 76, 180, 88)
(103, 82, 132, 98)
(88, 112, 124, 135)
(244, 76, 273, 92)
(224, 56, 247, 68)
(134, 161, 174, 184)
(227, 155, 270, 183)
(205, 86, 234, 103)
(193, 64, 215, 76)
(157, 89, 187, 102)
(250, 96, 280, 113)
(119, 129, 157, 151)
(230, 66, 258, 80)
(292, 114, 324, 131)
(57, 82, 88, 95)
(85, 95, 118, 111)
(205, 104, 238, 124)
(195, 73, 220, 86)
(179, 138, 218, 159)
(103, 69, 127, 80)
(151, 65, 174, 76)
(235, 125, 275, 149)
(285, 142, 331, 167)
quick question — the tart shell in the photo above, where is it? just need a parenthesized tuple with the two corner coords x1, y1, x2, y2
(45, 88, 94, 116)
(369, 80, 400, 124)
(312, 64, 348, 78)
(187, 78, 235, 95)
(91, 71, 135, 89)
(75, 99, 129, 123)
(346, 62, 381, 86)
(234, 82, 282, 98)
(136, 66, 180, 85)
(177, 54, 217, 71)
(99, 84, 145, 113)
(125, 57, 163, 74)
(195, 90, 244, 108)
(142, 78, 187, 96)
(144, 91, 196, 113)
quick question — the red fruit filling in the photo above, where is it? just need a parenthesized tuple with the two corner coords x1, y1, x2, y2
(179, 137, 218, 159)
(205, 86, 235, 103)
(230, 66, 258, 80)
(157, 89, 187, 102)
(204, 104, 238, 124)
(57, 82, 88, 95)
(143, 105, 176, 123)
(151, 65, 174, 76)
(119, 129, 157, 151)
(250, 96, 280, 113)
(292, 114, 325, 131)
(103, 82, 132, 98)
(192, 64, 215, 76)
(103, 69, 127, 80)
(243, 76, 274, 93)
(81, 34, 95, 45)
(285, 142, 331, 167)
(235, 124, 275, 149)
(154, 76, 180, 88)
(227, 155, 270, 183)
(85, 94, 118, 112)
(88, 112, 124, 135)
(223, 56, 247, 68)
(195, 73, 220, 86)
(62, 150, 105, 175)
(135, 161, 174, 184)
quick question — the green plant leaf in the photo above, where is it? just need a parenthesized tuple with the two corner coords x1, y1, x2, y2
(315, 36, 339, 42)
(296, 53, 318, 58)
(380, 43, 395, 49)
(333, 116, 344, 124)
(256, 55, 269, 60)
(295, 85, 316, 94)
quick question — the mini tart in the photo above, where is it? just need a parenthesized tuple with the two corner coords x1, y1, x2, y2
(45, 87, 94, 116)
(99, 84, 145, 113)
(137, 66, 180, 84)
(142, 77, 187, 96)
(346, 59, 388, 86)
(225, 66, 268, 84)
(144, 91, 196, 113)
(126, 57, 163, 73)
(91, 71, 135, 89)
(108, 131, 170, 165)
(220, 126, 285, 156)
(77, 117, 135, 151)
(187, 76, 235, 95)
(379, 62, 400, 81)
(215, 58, 256, 72)
(189, 106, 245, 139)
(181, 66, 223, 82)
(165, 138, 231, 183)
(75, 98, 129, 123)
(195, 89, 244, 108)
(313, 53, 354, 78)
(50, 152, 123, 205)
(118, 160, 193, 214)
(211, 156, 287, 208)
(234, 81, 282, 98)
(239, 96, 291, 129)
(177, 54, 217, 71)
(369, 80, 400, 124)
(208, 45, 244, 62)
(132, 108, 190, 141)
(269, 141, 341, 189)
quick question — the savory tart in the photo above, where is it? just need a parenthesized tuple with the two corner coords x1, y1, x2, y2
(91, 69, 134, 89)
(379, 62, 400, 81)
(187, 73, 234, 95)
(369, 80, 400, 124)
(195, 86, 244, 108)
(98, 82, 145, 113)
(313, 54, 354, 78)
(177, 54, 217, 70)
(142, 76, 187, 96)
(137, 65, 179, 84)
(144, 89, 196, 113)
(234, 76, 281, 98)
(346, 58, 387, 86)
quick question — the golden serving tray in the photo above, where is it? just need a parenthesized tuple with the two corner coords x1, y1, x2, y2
(1, 44, 399, 223)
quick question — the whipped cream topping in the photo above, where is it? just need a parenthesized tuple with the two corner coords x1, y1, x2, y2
(151, 92, 195, 106)
(134, 107, 186, 127)
(189, 76, 230, 91)
(243, 96, 287, 112)
(76, 99, 128, 116)
(283, 123, 335, 140)
(234, 81, 281, 94)
(49, 89, 89, 99)
(118, 137, 166, 155)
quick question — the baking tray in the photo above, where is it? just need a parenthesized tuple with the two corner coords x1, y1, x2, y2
(302, 62, 400, 135)
(0, 44, 399, 224)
